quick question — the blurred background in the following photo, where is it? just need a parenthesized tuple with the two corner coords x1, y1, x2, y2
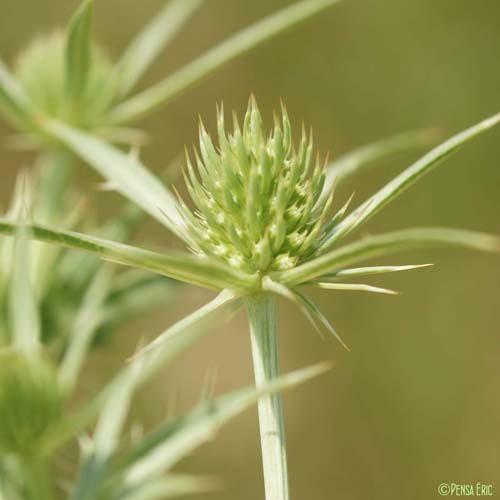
(1, 0, 500, 498)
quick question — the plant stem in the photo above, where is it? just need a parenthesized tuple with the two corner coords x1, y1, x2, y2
(246, 293, 289, 500)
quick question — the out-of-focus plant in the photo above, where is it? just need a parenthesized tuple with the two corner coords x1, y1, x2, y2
(0, 0, 345, 147)
(0, 181, 324, 499)
(0, 158, 179, 361)
(3, 97, 499, 499)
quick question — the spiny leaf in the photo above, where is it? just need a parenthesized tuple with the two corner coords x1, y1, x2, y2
(0, 218, 256, 291)
(44, 119, 186, 239)
(321, 112, 500, 249)
(278, 227, 500, 286)
(320, 127, 439, 202)
(58, 265, 114, 393)
(132, 289, 240, 360)
(119, 363, 329, 487)
(109, 0, 344, 123)
(262, 277, 349, 349)
(321, 263, 433, 279)
(295, 291, 349, 350)
(72, 353, 143, 500)
(114, 0, 205, 98)
(310, 282, 398, 295)
(39, 290, 238, 455)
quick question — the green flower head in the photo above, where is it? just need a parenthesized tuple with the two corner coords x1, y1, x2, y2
(0, 351, 63, 456)
(179, 98, 336, 275)
(15, 31, 114, 129)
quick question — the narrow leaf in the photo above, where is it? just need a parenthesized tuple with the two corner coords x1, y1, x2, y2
(59, 265, 114, 393)
(322, 264, 432, 279)
(311, 282, 398, 295)
(132, 289, 240, 360)
(109, 0, 344, 123)
(115, 0, 205, 98)
(295, 291, 349, 350)
(322, 112, 500, 249)
(262, 277, 349, 349)
(39, 290, 238, 455)
(72, 353, 143, 500)
(0, 218, 256, 291)
(44, 119, 186, 238)
(320, 127, 439, 204)
(278, 227, 500, 286)
(120, 363, 329, 486)
(65, 0, 94, 99)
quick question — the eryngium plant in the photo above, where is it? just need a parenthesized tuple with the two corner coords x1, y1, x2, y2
(0, 195, 322, 499)
(0, 0, 343, 146)
(2, 98, 499, 499)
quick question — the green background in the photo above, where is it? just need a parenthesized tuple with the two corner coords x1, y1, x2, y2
(1, 1, 500, 498)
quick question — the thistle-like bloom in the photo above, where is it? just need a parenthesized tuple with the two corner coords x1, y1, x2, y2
(15, 32, 114, 129)
(179, 99, 338, 275)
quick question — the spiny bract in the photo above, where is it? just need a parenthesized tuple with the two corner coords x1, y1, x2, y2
(178, 98, 339, 275)
(15, 32, 114, 128)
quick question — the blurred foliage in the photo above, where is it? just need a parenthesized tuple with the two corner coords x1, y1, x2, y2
(1, 1, 500, 499)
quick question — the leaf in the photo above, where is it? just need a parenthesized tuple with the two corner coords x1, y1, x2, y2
(57, 202, 144, 292)
(39, 290, 238, 455)
(114, 0, 205, 98)
(321, 112, 500, 249)
(261, 277, 349, 349)
(109, 0, 344, 123)
(0, 218, 256, 291)
(65, 0, 94, 99)
(277, 227, 500, 286)
(294, 291, 349, 350)
(44, 119, 186, 239)
(310, 282, 398, 295)
(118, 363, 329, 487)
(319, 127, 439, 204)
(131, 289, 240, 361)
(0, 58, 33, 129)
(58, 265, 114, 393)
(321, 264, 432, 279)
(72, 352, 143, 500)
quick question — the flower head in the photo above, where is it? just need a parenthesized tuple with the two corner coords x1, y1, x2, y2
(0, 351, 62, 455)
(15, 31, 114, 129)
(179, 98, 336, 275)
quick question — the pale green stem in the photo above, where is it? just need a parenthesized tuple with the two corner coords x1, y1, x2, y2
(246, 294, 289, 500)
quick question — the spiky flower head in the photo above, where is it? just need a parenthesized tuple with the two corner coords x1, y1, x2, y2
(178, 98, 336, 275)
(15, 32, 114, 129)
(0, 351, 63, 455)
